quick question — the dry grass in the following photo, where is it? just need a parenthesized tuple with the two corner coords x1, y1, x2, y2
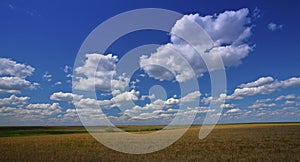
(0, 123, 299, 161)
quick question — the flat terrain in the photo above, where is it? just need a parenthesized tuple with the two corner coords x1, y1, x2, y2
(0, 123, 299, 161)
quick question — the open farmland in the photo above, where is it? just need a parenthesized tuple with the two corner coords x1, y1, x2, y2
(0, 123, 299, 161)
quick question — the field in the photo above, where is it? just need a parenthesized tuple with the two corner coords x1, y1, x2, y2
(0, 123, 299, 161)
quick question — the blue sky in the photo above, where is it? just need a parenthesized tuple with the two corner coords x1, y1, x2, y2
(0, 0, 300, 125)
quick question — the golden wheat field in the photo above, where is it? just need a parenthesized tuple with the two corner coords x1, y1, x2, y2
(0, 123, 300, 161)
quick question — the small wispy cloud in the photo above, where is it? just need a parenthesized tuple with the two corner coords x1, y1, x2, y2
(54, 81, 62, 86)
(43, 72, 52, 82)
(8, 4, 16, 10)
(252, 7, 261, 20)
(268, 22, 283, 31)
(64, 65, 72, 73)
(7, 3, 40, 17)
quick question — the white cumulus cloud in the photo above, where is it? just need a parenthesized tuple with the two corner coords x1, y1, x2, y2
(50, 92, 83, 102)
(26, 103, 61, 110)
(73, 53, 129, 92)
(0, 58, 34, 78)
(228, 76, 300, 100)
(238, 76, 274, 88)
(0, 77, 38, 94)
(0, 95, 30, 106)
(226, 108, 241, 113)
(140, 8, 253, 82)
(0, 58, 38, 94)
